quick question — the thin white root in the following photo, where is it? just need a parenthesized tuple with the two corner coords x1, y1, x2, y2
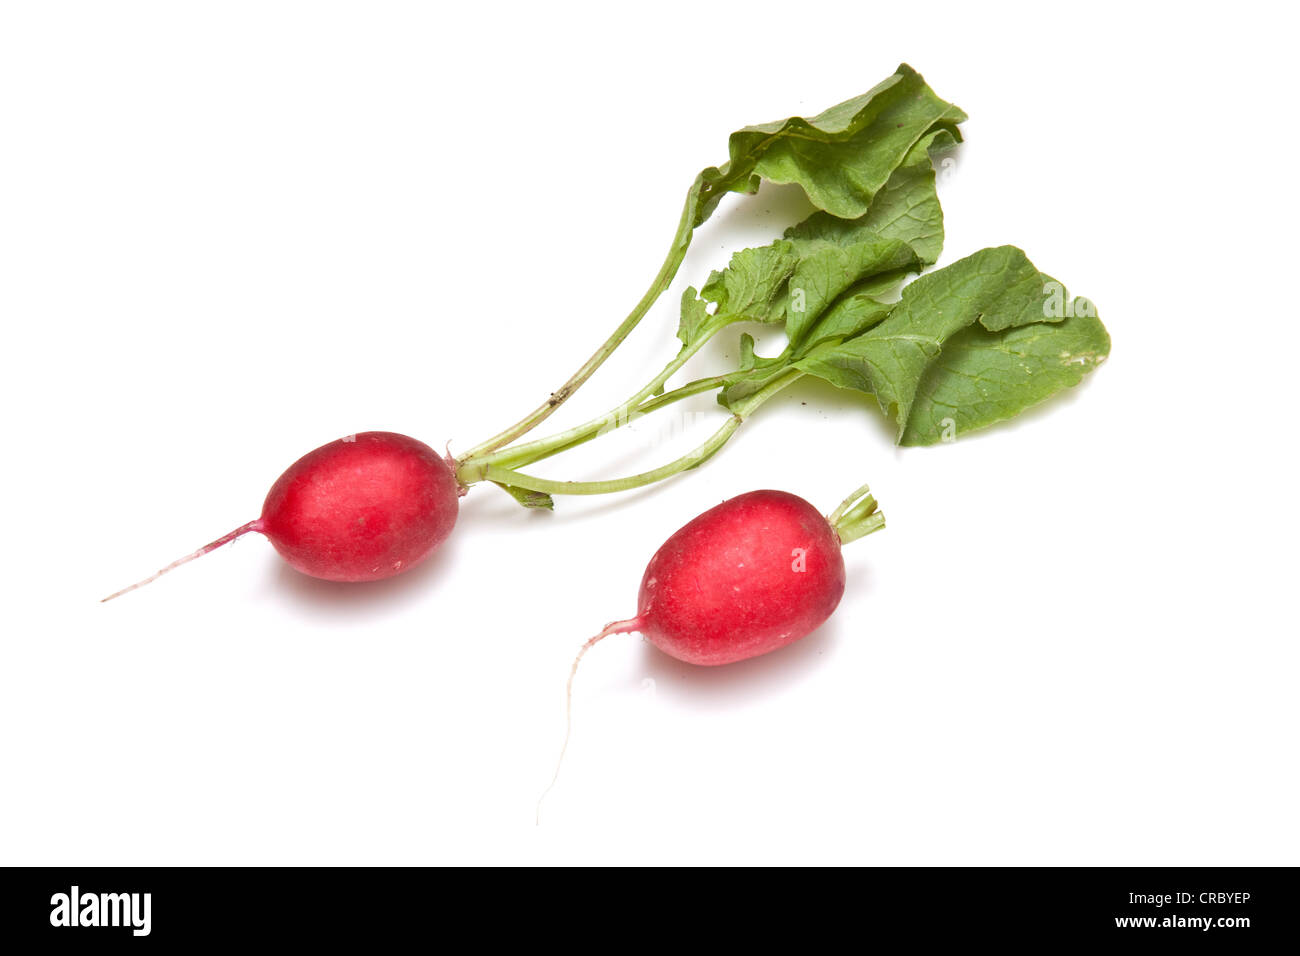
(536, 617, 643, 824)
(100, 520, 261, 603)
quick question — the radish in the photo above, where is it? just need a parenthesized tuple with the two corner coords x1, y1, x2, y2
(540, 484, 884, 809)
(102, 73, 1104, 605)
(103, 432, 460, 601)
(583, 485, 885, 665)
(600, 489, 860, 666)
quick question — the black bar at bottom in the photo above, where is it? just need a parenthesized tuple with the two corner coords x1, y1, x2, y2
(0, 866, 1293, 944)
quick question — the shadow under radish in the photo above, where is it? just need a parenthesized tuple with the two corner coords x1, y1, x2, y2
(634, 615, 844, 711)
(633, 557, 880, 711)
(265, 523, 464, 620)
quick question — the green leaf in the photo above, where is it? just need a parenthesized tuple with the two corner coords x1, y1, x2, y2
(716, 323, 792, 410)
(794, 245, 1108, 442)
(690, 64, 965, 227)
(708, 236, 926, 411)
(786, 127, 956, 266)
(491, 481, 554, 510)
(677, 241, 799, 349)
(716, 331, 792, 408)
(700, 241, 798, 322)
(794, 291, 894, 353)
(718, 361, 788, 410)
(706, 238, 920, 410)
(900, 312, 1110, 445)
(737, 332, 758, 371)
(675, 286, 712, 347)
(782, 238, 923, 347)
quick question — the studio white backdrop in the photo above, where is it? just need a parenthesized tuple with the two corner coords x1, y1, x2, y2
(1, 1, 1295, 865)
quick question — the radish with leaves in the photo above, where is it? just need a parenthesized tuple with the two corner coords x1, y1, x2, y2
(105, 65, 1108, 599)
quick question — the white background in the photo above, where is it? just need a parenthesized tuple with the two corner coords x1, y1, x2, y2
(2, 2, 1296, 866)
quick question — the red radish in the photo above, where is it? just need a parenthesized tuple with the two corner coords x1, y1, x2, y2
(613, 489, 851, 666)
(103, 432, 460, 601)
(540, 484, 884, 811)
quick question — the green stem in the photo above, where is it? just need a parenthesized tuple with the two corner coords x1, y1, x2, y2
(485, 371, 731, 475)
(476, 415, 743, 497)
(469, 368, 803, 496)
(828, 482, 887, 545)
(827, 482, 875, 526)
(468, 314, 733, 475)
(458, 191, 697, 461)
(837, 511, 886, 544)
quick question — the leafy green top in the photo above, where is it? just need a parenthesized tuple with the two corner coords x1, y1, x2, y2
(690, 64, 967, 227)
(463, 67, 1109, 510)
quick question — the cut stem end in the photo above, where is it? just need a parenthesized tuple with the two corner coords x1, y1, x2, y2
(828, 483, 886, 546)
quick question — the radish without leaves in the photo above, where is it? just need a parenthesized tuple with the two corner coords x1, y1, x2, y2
(541, 484, 884, 807)
(103, 432, 460, 600)
(623, 489, 853, 666)
(571, 484, 882, 667)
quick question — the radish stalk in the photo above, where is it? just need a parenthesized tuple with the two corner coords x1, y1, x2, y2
(475, 416, 742, 497)
(826, 482, 886, 544)
(466, 333, 732, 475)
(457, 369, 802, 496)
(486, 373, 732, 473)
(460, 195, 697, 461)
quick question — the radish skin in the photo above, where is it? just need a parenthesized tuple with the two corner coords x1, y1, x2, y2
(637, 490, 847, 665)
